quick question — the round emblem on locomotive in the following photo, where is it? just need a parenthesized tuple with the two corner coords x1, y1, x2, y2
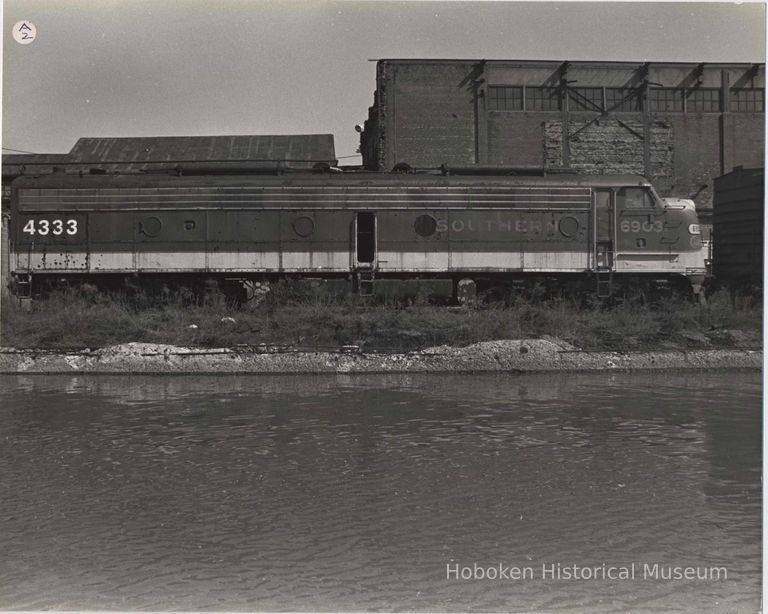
(139, 216, 162, 237)
(292, 216, 315, 237)
(414, 214, 437, 237)
(558, 216, 580, 238)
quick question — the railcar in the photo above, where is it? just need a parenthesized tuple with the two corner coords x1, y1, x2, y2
(712, 166, 763, 293)
(8, 169, 707, 302)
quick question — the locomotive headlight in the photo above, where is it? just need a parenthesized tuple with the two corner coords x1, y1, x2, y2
(688, 223, 701, 235)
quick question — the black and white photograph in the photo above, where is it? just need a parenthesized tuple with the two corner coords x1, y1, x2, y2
(0, 1, 764, 612)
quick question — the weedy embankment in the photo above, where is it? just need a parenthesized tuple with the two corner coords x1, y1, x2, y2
(0, 286, 760, 352)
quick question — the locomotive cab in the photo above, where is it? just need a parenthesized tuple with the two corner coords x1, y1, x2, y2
(589, 180, 707, 300)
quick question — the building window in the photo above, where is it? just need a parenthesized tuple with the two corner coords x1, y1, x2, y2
(487, 86, 523, 111)
(730, 88, 764, 112)
(648, 88, 684, 112)
(525, 87, 560, 111)
(568, 87, 604, 112)
(686, 88, 721, 112)
(605, 88, 642, 112)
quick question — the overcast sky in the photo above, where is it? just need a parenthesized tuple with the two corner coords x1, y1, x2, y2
(3, 1, 765, 162)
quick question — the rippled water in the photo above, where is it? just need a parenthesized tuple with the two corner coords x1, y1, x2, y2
(0, 371, 761, 612)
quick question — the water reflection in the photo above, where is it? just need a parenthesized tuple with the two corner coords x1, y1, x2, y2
(0, 372, 760, 612)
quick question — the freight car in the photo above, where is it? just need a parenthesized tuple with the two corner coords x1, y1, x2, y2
(712, 166, 763, 293)
(7, 168, 707, 302)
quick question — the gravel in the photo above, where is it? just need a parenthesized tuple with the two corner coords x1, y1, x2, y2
(0, 339, 760, 374)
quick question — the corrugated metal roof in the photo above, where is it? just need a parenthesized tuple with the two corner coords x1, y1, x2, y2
(67, 135, 337, 171)
(3, 135, 338, 180)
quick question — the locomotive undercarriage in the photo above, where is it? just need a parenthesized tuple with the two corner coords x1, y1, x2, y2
(14, 270, 699, 306)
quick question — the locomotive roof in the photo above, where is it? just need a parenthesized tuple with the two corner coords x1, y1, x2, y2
(12, 171, 653, 190)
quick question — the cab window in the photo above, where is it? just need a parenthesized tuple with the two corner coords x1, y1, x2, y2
(616, 187, 654, 209)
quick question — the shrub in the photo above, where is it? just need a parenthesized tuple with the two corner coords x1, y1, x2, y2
(0, 288, 760, 351)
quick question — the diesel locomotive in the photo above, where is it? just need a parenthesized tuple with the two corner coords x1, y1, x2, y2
(7, 168, 708, 302)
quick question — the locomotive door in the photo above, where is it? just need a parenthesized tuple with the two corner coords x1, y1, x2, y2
(354, 212, 377, 268)
(593, 189, 614, 270)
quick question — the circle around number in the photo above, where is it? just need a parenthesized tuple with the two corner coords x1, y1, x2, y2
(13, 21, 36, 45)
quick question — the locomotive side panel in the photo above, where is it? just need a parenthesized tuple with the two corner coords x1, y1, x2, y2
(277, 210, 353, 272)
(12, 187, 89, 272)
(133, 210, 207, 271)
(444, 209, 590, 272)
(377, 210, 449, 271)
(88, 211, 133, 271)
(376, 208, 591, 273)
(85, 207, 358, 274)
(207, 209, 281, 271)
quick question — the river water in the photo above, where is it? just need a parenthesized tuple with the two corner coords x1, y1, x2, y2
(0, 371, 761, 612)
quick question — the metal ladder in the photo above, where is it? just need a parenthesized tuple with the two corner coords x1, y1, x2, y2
(15, 273, 32, 298)
(595, 269, 613, 298)
(356, 265, 375, 296)
(594, 242, 614, 298)
(14, 243, 34, 307)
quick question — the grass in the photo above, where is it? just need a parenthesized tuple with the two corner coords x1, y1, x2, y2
(0, 287, 761, 351)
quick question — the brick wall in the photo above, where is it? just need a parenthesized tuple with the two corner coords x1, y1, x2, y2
(382, 63, 477, 168)
(667, 116, 722, 207)
(543, 119, 673, 180)
(724, 114, 765, 170)
(486, 113, 547, 166)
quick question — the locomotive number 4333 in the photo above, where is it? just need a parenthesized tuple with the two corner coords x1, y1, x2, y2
(22, 218, 79, 236)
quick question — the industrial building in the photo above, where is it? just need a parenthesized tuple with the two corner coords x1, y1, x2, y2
(359, 59, 765, 217)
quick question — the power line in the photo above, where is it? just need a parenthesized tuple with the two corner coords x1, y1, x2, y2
(2, 147, 39, 155)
